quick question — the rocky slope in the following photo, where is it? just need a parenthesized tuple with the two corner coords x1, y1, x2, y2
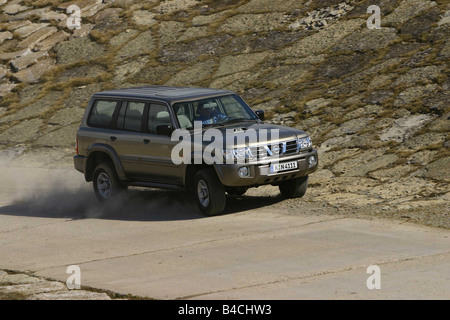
(0, 0, 448, 221)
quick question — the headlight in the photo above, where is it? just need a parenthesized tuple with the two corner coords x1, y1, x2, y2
(223, 147, 254, 162)
(297, 136, 312, 150)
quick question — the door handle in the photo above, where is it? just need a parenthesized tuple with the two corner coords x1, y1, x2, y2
(110, 136, 117, 141)
(143, 139, 150, 144)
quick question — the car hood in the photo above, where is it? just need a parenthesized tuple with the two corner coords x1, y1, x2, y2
(192, 121, 308, 147)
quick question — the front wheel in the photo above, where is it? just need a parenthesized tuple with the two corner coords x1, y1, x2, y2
(194, 168, 226, 216)
(279, 175, 308, 199)
(93, 163, 126, 203)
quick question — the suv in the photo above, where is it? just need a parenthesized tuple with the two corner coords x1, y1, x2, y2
(74, 86, 318, 216)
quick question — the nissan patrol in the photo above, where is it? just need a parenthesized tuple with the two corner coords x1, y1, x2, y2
(74, 86, 318, 216)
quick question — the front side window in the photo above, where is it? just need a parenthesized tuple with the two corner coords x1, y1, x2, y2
(88, 100, 119, 128)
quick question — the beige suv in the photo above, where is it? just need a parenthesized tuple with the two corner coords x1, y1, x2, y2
(74, 86, 318, 216)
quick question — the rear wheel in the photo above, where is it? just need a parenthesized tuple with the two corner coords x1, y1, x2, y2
(93, 163, 126, 203)
(194, 168, 226, 216)
(279, 175, 308, 199)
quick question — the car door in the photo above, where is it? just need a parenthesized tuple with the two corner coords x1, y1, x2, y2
(140, 102, 183, 184)
(110, 100, 147, 178)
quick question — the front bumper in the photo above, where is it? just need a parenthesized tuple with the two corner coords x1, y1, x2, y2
(214, 149, 319, 187)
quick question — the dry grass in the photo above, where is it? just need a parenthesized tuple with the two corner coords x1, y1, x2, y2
(21, 0, 66, 9)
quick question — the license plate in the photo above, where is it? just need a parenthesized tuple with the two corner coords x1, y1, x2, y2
(270, 161, 298, 173)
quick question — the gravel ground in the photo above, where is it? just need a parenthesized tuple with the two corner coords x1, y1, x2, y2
(243, 185, 450, 230)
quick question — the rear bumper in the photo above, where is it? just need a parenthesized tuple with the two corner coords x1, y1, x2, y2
(73, 155, 86, 174)
(214, 149, 318, 187)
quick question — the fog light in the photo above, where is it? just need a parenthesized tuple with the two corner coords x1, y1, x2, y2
(238, 166, 249, 177)
(308, 156, 317, 168)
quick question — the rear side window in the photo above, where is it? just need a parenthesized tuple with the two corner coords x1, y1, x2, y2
(88, 100, 119, 128)
(116, 101, 146, 132)
(147, 104, 172, 134)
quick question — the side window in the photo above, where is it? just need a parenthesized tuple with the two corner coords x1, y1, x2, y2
(116, 101, 146, 132)
(88, 100, 118, 128)
(147, 104, 172, 134)
(173, 102, 193, 129)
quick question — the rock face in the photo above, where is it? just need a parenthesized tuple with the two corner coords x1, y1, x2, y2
(289, 2, 355, 30)
(114, 31, 155, 60)
(3, 4, 29, 15)
(0, 31, 13, 44)
(380, 115, 433, 142)
(0, 0, 448, 214)
(10, 58, 55, 83)
(420, 157, 450, 182)
(54, 37, 105, 64)
(279, 18, 364, 57)
(10, 51, 49, 72)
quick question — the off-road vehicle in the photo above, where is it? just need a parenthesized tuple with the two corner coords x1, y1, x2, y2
(74, 86, 318, 215)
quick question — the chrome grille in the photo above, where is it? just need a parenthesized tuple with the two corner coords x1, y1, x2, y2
(249, 139, 298, 160)
(248, 146, 268, 159)
(285, 140, 298, 155)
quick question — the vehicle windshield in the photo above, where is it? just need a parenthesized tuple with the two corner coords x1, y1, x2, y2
(172, 94, 259, 129)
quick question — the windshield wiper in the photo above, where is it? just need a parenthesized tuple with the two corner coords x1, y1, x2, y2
(189, 119, 256, 129)
(223, 118, 257, 124)
(203, 122, 225, 128)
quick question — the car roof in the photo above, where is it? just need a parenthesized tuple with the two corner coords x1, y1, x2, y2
(93, 85, 235, 104)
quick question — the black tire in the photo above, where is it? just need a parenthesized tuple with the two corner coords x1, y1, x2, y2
(226, 187, 248, 196)
(279, 175, 308, 199)
(194, 168, 226, 216)
(93, 163, 126, 203)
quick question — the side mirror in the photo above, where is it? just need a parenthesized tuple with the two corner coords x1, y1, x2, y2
(255, 110, 265, 120)
(156, 125, 173, 136)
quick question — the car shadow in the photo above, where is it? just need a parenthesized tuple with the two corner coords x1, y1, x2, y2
(0, 187, 285, 222)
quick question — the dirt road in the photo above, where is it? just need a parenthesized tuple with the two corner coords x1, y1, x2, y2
(0, 165, 449, 299)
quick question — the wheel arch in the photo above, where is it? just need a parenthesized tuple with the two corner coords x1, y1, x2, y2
(85, 144, 126, 182)
(184, 162, 224, 193)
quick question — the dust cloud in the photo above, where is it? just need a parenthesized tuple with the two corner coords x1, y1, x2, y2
(0, 154, 200, 221)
